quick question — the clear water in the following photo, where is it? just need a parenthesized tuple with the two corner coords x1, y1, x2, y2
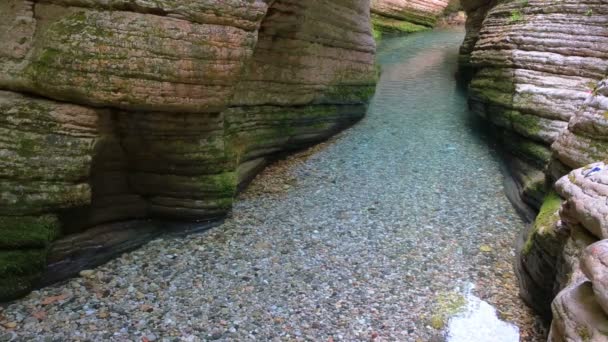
(230, 28, 529, 340)
(226, 28, 529, 339)
(447, 284, 519, 342)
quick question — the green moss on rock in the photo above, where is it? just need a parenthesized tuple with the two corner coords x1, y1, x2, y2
(0, 249, 47, 275)
(428, 291, 467, 329)
(323, 84, 376, 104)
(0, 215, 59, 249)
(522, 191, 562, 255)
(503, 134, 551, 168)
(210, 172, 238, 198)
(0, 214, 60, 301)
(371, 14, 429, 35)
(0, 248, 52, 302)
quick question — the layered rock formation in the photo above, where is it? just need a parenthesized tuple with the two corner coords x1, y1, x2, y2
(547, 164, 608, 341)
(462, 0, 608, 210)
(461, 0, 608, 338)
(0, 0, 377, 300)
(371, 0, 450, 35)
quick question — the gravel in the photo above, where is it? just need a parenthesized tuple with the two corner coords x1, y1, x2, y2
(0, 29, 545, 341)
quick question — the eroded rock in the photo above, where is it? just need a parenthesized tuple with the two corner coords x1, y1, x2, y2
(371, 0, 450, 35)
(0, 0, 377, 300)
(544, 165, 608, 341)
(581, 241, 608, 315)
(460, 1, 608, 335)
(462, 0, 608, 208)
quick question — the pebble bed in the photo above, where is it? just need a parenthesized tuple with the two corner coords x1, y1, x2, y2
(1, 29, 546, 341)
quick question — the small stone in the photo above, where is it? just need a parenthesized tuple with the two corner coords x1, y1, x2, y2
(0, 332, 16, 341)
(2, 322, 17, 329)
(79, 270, 96, 278)
(23, 317, 37, 325)
(479, 245, 493, 253)
(140, 304, 154, 313)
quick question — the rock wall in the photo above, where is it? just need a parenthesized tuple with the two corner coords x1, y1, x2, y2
(460, 0, 608, 338)
(0, 0, 377, 301)
(371, 0, 450, 35)
(547, 164, 608, 341)
(462, 0, 608, 210)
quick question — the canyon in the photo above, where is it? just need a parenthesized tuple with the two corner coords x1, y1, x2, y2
(2, 0, 608, 341)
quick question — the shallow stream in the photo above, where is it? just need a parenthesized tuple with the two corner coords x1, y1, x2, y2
(2, 29, 544, 341)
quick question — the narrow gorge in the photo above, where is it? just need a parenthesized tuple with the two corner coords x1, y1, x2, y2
(1, 0, 608, 341)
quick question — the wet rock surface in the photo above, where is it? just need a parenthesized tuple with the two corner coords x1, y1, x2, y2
(0, 29, 544, 341)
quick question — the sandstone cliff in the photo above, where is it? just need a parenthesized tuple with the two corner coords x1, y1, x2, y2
(371, 0, 450, 35)
(461, 0, 608, 338)
(0, 0, 377, 301)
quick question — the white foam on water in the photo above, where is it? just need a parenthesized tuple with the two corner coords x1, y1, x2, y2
(446, 285, 520, 342)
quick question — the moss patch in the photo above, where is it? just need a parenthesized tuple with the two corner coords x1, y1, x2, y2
(323, 85, 376, 104)
(522, 191, 562, 255)
(0, 271, 41, 302)
(509, 111, 542, 137)
(210, 172, 238, 198)
(372, 26, 383, 41)
(371, 14, 429, 35)
(502, 133, 551, 168)
(0, 249, 48, 275)
(0, 249, 48, 302)
(0, 215, 60, 249)
(0, 215, 60, 301)
(508, 10, 524, 23)
(427, 291, 467, 329)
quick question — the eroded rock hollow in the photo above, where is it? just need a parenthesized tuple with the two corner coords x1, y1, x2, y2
(0, 0, 377, 301)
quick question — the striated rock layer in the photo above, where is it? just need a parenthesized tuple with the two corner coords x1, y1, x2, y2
(461, 0, 608, 338)
(461, 0, 608, 209)
(371, 0, 450, 35)
(545, 164, 608, 341)
(0, 0, 377, 300)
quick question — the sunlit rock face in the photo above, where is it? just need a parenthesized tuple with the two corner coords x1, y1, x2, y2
(0, 0, 376, 300)
(460, 0, 608, 337)
(371, 0, 450, 33)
